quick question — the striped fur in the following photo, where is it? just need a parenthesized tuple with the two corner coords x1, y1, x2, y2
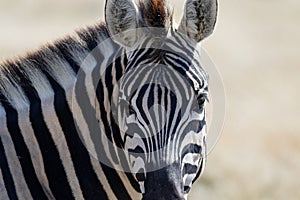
(0, 0, 217, 199)
(0, 22, 141, 199)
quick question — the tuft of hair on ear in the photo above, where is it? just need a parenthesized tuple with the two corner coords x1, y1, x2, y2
(105, 0, 139, 47)
(139, 0, 172, 30)
(178, 0, 218, 43)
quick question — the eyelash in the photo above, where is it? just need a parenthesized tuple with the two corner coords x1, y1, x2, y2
(197, 94, 208, 105)
(128, 104, 137, 116)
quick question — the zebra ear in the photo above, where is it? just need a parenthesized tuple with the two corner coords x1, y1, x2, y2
(178, 0, 218, 43)
(105, 0, 139, 47)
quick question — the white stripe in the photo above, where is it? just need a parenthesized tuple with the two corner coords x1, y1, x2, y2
(89, 157, 117, 199)
(117, 172, 141, 199)
(0, 105, 10, 200)
(0, 105, 33, 200)
(22, 64, 84, 199)
(20, 63, 56, 199)
(124, 61, 153, 95)
(92, 67, 140, 199)
(70, 75, 117, 199)
(39, 88, 84, 200)
(70, 42, 124, 199)
(182, 153, 201, 166)
(18, 107, 55, 199)
(183, 173, 196, 188)
(71, 65, 118, 199)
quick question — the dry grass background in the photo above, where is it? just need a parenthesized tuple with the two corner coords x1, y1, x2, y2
(0, 0, 299, 199)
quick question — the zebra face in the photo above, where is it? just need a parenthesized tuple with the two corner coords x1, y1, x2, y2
(117, 49, 209, 195)
(106, 0, 217, 199)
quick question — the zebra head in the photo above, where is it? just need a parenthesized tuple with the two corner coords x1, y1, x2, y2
(106, 0, 217, 199)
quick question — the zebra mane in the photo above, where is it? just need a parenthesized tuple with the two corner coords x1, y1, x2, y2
(0, 22, 116, 110)
(0, 21, 110, 68)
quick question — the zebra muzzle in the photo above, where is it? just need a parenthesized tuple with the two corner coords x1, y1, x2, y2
(142, 163, 185, 200)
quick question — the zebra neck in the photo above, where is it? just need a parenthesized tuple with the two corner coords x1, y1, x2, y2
(0, 22, 124, 117)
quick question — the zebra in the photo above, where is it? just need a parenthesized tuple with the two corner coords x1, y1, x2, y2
(0, 0, 217, 199)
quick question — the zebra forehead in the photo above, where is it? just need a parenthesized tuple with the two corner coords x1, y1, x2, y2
(121, 65, 198, 102)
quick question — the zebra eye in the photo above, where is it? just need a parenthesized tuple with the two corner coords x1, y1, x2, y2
(197, 95, 207, 106)
(129, 104, 137, 116)
(119, 99, 137, 116)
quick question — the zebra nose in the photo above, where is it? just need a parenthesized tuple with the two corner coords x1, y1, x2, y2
(142, 164, 185, 200)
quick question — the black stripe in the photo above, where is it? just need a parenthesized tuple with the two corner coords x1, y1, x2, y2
(108, 51, 140, 192)
(178, 120, 205, 149)
(101, 164, 132, 199)
(136, 84, 151, 125)
(183, 163, 198, 175)
(0, 91, 48, 199)
(170, 109, 182, 142)
(165, 36, 194, 58)
(165, 37, 208, 80)
(91, 62, 133, 199)
(95, 80, 132, 199)
(90, 48, 119, 163)
(0, 127, 18, 200)
(181, 144, 202, 159)
(44, 70, 108, 199)
(116, 51, 126, 80)
(126, 48, 153, 72)
(193, 157, 204, 184)
(11, 62, 75, 199)
(72, 23, 138, 197)
(164, 56, 196, 92)
(105, 63, 114, 106)
(110, 114, 141, 192)
(124, 172, 141, 193)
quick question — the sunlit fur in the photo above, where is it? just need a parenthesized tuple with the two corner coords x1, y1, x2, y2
(0, 0, 216, 199)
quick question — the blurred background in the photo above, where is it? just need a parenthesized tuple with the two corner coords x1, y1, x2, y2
(0, 0, 299, 199)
